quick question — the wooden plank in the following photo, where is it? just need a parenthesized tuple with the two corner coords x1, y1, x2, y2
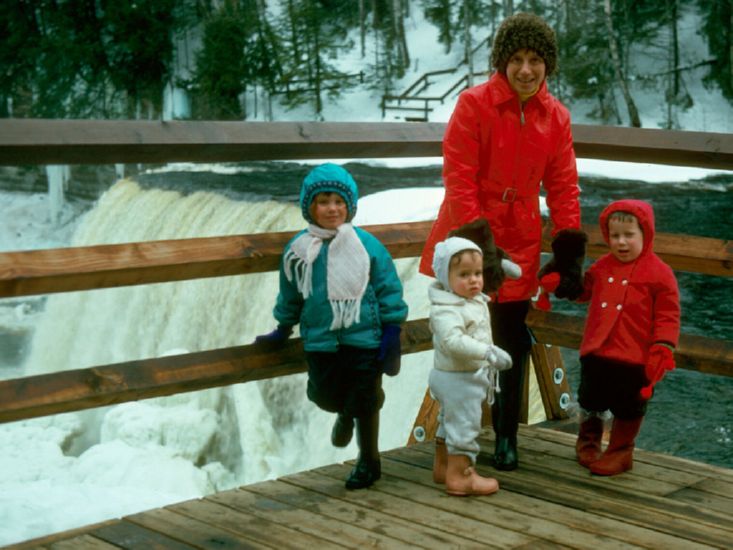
(541, 224, 733, 278)
(44, 535, 119, 550)
(207, 485, 415, 548)
(168, 497, 343, 549)
(90, 520, 199, 549)
(304, 464, 535, 548)
(531, 344, 571, 420)
(0, 120, 446, 165)
(281, 469, 509, 549)
(245, 477, 474, 549)
(0, 221, 433, 298)
(526, 309, 733, 378)
(668, 487, 733, 515)
(396, 443, 714, 550)
(483, 465, 731, 548)
(124, 508, 267, 549)
(406, 388, 440, 445)
(3, 521, 120, 550)
(520, 425, 733, 484)
(2, 120, 733, 169)
(1, 221, 729, 300)
(315, 459, 644, 549)
(571, 124, 733, 170)
(690, 477, 733, 498)
(0, 338, 307, 423)
(0, 312, 729, 425)
(0, 319, 430, 424)
(473, 439, 733, 533)
(482, 433, 705, 497)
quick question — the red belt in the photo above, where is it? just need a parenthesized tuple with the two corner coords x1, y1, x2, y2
(484, 187, 533, 203)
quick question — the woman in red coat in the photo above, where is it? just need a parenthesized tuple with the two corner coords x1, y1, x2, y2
(574, 199, 680, 476)
(420, 12, 585, 470)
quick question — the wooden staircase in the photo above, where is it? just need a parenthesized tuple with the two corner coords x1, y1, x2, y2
(381, 36, 490, 121)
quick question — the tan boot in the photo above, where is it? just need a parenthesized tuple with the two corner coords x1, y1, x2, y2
(445, 454, 499, 496)
(590, 417, 643, 476)
(433, 438, 447, 484)
(576, 414, 604, 468)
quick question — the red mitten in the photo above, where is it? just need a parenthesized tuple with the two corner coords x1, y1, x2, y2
(640, 344, 676, 399)
(536, 272, 561, 311)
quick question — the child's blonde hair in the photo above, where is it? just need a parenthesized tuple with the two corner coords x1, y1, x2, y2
(608, 210, 642, 233)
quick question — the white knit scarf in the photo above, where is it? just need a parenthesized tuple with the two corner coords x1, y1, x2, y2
(283, 223, 370, 329)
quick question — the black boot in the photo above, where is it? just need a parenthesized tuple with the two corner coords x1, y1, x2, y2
(489, 300, 531, 472)
(331, 413, 354, 448)
(491, 359, 524, 471)
(345, 412, 381, 490)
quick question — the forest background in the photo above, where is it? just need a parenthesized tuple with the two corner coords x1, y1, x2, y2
(1, 0, 729, 130)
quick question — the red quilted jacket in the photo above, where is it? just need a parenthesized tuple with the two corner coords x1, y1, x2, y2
(419, 72, 580, 301)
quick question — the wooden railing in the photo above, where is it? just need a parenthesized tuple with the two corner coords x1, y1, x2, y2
(0, 120, 731, 429)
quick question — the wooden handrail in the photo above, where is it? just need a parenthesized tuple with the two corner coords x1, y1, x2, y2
(1, 313, 729, 424)
(2, 120, 733, 169)
(2, 221, 730, 299)
(527, 310, 733, 378)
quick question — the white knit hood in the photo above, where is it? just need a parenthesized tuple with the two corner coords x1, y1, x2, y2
(431, 237, 482, 291)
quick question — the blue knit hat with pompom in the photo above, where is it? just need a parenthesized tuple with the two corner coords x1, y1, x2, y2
(300, 163, 359, 223)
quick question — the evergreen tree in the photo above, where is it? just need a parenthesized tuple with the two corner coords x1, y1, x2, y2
(697, 0, 733, 101)
(0, 1, 43, 117)
(100, 0, 179, 118)
(192, 6, 248, 119)
(277, 0, 358, 117)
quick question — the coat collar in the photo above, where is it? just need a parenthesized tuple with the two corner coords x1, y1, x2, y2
(428, 281, 489, 306)
(488, 72, 552, 112)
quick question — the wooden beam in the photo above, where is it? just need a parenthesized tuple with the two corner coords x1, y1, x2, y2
(541, 223, 733, 278)
(0, 120, 445, 165)
(526, 309, 733, 378)
(1, 120, 733, 169)
(572, 124, 733, 170)
(2, 220, 730, 299)
(0, 221, 434, 298)
(0, 313, 729, 424)
(0, 320, 430, 424)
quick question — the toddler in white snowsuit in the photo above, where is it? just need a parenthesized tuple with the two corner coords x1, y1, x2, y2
(428, 236, 514, 496)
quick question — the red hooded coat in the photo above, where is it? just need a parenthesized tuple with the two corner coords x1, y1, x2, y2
(419, 72, 581, 301)
(579, 200, 680, 365)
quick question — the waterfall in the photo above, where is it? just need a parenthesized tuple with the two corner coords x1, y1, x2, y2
(19, 178, 435, 499)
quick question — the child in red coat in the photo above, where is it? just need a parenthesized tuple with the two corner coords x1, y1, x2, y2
(572, 199, 680, 475)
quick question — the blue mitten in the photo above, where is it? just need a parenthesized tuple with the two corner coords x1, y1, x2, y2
(377, 324, 402, 376)
(254, 325, 293, 348)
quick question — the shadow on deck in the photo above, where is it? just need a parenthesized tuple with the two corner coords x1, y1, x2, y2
(9, 424, 732, 549)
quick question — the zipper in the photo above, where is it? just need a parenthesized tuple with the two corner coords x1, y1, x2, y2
(519, 99, 525, 126)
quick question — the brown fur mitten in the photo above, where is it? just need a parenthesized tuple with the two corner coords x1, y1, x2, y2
(449, 219, 508, 293)
(538, 228, 587, 300)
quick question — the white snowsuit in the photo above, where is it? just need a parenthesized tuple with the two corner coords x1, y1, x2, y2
(429, 281, 509, 463)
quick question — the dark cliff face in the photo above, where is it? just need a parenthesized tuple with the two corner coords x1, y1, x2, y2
(0, 165, 125, 200)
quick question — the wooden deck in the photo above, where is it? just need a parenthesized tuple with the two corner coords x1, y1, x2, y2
(8, 424, 733, 550)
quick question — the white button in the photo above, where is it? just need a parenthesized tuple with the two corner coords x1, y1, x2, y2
(601, 302, 607, 308)
(608, 277, 614, 283)
(616, 304, 622, 310)
(622, 280, 628, 285)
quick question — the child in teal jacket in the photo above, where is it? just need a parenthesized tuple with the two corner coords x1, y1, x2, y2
(257, 163, 408, 489)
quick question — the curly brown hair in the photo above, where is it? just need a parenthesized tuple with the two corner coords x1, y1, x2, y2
(490, 12, 557, 77)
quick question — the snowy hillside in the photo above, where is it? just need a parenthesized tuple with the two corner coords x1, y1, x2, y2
(239, 6, 733, 134)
